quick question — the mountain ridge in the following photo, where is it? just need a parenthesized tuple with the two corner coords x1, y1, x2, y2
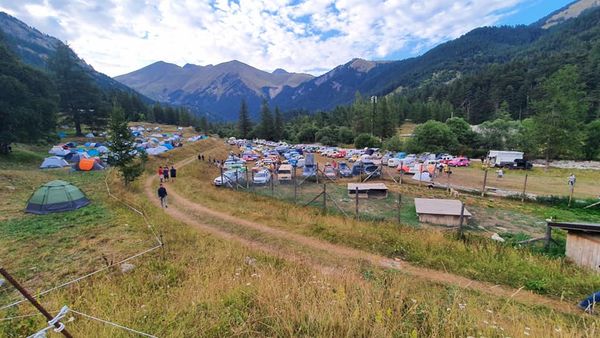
(115, 59, 314, 120)
(0, 11, 153, 103)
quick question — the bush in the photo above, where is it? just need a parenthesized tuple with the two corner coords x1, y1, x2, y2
(383, 135, 403, 152)
(354, 133, 381, 148)
(336, 127, 355, 145)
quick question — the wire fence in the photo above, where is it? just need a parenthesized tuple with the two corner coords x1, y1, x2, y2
(216, 165, 421, 226)
(0, 170, 164, 311)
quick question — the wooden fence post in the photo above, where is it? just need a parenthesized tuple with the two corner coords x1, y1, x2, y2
(521, 173, 528, 202)
(481, 168, 488, 197)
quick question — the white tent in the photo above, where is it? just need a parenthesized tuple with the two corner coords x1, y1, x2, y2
(85, 132, 95, 138)
(411, 172, 432, 182)
(97, 146, 109, 154)
(49, 146, 69, 156)
(40, 156, 69, 169)
(146, 146, 169, 155)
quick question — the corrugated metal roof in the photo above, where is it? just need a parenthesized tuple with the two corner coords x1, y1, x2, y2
(347, 183, 388, 191)
(548, 221, 600, 233)
(414, 198, 472, 217)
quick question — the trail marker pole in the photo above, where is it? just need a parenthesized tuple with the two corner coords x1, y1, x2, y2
(521, 173, 528, 202)
(235, 171, 239, 191)
(271, 172, 274, 196)
(418, 165, 423, 187)
(355, 187, 359, 220)
(0, 268, 73, 338)
(251, 170, 255, 193)
(245, 166, 249, 189)
(481, 168, 488, 197)
(316, 163, 319, 185)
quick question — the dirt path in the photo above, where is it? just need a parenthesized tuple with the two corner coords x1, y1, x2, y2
(144, 156, 579, 315)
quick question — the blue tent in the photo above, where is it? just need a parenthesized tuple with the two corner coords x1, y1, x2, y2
(163, 143, 174, 150)
(87, 149, 100, 157)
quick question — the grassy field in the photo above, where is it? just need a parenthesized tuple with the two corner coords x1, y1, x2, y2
(173, 146, 600, 302)
(1, 134, 600, 337)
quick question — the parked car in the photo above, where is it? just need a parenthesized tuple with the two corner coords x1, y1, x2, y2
(338, 162, 352, 177)
(277, 164, 293, 181)
(510, 159, 533, 170)
(253, 169, 271, 184)
(363, 162, 380, 178)
(323, 165, 338, 180)
(448, 157, 470, 167)
(439, 155, 454, 164)
(388, 157, 403, 167)
(214, 170, 245, 187)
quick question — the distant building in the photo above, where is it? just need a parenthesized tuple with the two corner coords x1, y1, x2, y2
(548, 221, 600, 272)
(414, 198, 471, 227)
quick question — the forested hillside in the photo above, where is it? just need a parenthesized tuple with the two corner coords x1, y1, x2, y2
(398, 6, 600, 124)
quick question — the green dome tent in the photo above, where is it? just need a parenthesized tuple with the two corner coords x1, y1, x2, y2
(26, 180, 90, 215)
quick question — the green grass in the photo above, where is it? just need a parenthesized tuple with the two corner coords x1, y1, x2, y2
(0, 145, 48, 170)
(0, 204, 110, 239)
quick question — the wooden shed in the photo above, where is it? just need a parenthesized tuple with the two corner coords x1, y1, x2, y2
(548, 222, 600, 272)
(347, 183, 388, 199)
(414, 198, 471, 227)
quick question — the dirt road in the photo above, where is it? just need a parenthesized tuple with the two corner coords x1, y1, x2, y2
(144, 156, 579, 315)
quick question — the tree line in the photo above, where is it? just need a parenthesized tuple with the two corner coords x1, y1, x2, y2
(0, 36, 206, 154)
(226, 64, 600, 161)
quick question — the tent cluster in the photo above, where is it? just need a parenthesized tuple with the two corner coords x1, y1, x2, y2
(43, 142, 107, 171)
(129, 125, 207, 156)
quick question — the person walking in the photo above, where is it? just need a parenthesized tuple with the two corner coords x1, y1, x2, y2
(158, 183, 168, 208)
(163, 165, 170, 182)
(170, 166, 177, 182)
(158, 166, 164, 183)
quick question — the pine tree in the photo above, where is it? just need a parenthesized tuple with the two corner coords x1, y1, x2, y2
(274, 106, 284, 141)
(48, 43, 103, 136)
(258, 99, 275, 140)
(237, 99, 252, 139)
(107, 104, 146, 185)
(532, 65, 588, 164)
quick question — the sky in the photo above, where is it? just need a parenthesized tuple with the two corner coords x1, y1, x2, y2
(0, 0, 574, 77)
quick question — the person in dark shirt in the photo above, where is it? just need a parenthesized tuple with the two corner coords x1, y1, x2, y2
(163, 165, 170, 182)
(157, 183, 168, 208)
(170, 166, 177, 182)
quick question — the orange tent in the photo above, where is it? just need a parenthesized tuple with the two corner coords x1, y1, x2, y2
(78, 158, 95, 171)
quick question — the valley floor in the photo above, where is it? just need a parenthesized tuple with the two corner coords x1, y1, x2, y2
(1, 136, 600, 337)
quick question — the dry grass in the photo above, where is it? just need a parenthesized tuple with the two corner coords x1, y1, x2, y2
(1, 138, 600, 337)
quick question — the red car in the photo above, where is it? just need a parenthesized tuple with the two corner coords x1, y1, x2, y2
(448, 157, 470, 167)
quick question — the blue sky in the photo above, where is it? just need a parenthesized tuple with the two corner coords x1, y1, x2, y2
(0, 0, 579, 76)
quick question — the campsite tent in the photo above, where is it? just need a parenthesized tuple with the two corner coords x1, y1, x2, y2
(25, 180, 90, 214)
(76, 158, 104, 171)
(40, 156, 69, 169)
(146, 146, 169, 155)
(411, 172, 432, 182)
(64, 152, 89, 163)
(49, 146, 69, 156)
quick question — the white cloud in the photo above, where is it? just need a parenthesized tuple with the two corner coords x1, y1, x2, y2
(0, 0, 526, 76)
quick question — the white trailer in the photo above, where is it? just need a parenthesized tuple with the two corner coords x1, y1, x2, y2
(487, 150, 524, 167)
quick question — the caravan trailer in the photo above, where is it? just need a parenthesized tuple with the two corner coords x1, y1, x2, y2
(487, 150, 524, 167)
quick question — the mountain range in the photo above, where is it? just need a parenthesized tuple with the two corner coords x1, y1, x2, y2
(0, 12, 150, 102)
(115, 60, 312, 120)
(115, 0, 600, 120)
(1, 0, 599, 121)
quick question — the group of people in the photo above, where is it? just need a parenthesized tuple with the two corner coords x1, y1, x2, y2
(157, 165, 177, 208)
